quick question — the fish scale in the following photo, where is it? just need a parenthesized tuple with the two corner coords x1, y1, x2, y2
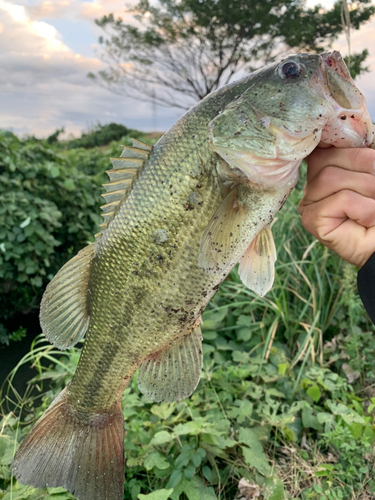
(12, 51, 374, 500)
(67, 121, 220, 411)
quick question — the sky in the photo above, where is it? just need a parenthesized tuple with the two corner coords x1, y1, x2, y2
(0, 0, 375, 138)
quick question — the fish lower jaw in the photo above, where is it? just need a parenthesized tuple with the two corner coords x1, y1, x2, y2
(320, 108, 374, 148)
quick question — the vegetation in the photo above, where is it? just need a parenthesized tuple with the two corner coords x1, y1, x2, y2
(0, 128, 158, 345)
(1, 154, 375, 498)
(89, 0, 375, 109)
(63, 123, 143, 150)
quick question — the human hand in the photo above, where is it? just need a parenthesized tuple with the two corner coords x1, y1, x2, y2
(298, 147, 375, 268)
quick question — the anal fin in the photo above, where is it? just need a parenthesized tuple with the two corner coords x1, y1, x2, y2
(40, 244, 94, 349)
(238, 225, 276, 297)
(137, 326, 203, 402)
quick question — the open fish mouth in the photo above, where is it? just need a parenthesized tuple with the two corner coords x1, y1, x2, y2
(311, 50, 373, 148)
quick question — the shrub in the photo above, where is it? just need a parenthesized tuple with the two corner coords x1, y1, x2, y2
(65, 122, 143, 149)
(0, 131, 103, 341)
(0, 129, 157, 344)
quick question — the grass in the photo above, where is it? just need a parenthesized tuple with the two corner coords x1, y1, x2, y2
(1, 170, 375, 500)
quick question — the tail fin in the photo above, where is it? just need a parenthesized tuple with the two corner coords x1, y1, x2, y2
(12, 387, 125, 500)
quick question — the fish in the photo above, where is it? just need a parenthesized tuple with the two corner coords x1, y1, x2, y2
(12, 51, 373, 500)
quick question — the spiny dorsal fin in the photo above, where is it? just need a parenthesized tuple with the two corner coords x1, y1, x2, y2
(137, 325, 203, 402)
(96, 138, 153, 240)
(40, 244, 94, 349)
(238, 225, 277, 297)
(132, 138, 153, 152)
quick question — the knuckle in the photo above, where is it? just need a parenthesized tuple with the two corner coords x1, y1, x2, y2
(338, 189, 355, 205)
(347, 147, 375, 170)
(347, 148, 362, 166)
(318, 165, 338, 185)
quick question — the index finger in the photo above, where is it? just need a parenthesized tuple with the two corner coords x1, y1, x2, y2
(306, 147, 375, 184)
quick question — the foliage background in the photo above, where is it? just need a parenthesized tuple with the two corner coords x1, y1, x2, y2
(1, 128, 375, 499)
(0, 124, 145, 344)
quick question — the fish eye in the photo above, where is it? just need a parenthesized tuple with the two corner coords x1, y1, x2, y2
(279, 61, 302, 80)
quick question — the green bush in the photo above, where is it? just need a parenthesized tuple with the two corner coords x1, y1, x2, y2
(65, 122, 143, 149)
(1, 175, 375, 499)
(0, 131, 104, 341)
(0, 129, 158, 344)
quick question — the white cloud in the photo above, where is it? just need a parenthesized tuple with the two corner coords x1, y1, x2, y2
(0, 0, 176, 137)
(24, 0, 133, 23)
(24, 0, 74, 20)
(1, 0, 375, 138)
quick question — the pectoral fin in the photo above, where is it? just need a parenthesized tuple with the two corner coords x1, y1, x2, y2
(238, 225, 276, 297)
(198, 187, 245, 272)
(39, 244, 94, 350)
(137, 325, 203, 402)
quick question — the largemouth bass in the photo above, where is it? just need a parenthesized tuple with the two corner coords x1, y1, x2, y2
(12, 51, 373, 500)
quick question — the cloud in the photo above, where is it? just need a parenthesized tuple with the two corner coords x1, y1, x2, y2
(79, 1, 135, 22)
(0, 0, 177, 137)
(26, 0, 74, 20)
(0, 0, 69, 55)
(24, 0, 132, 23)
(1, 0, 374, 139)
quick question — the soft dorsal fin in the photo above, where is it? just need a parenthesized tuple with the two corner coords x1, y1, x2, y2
(97, 139, 153, 238)
(238, 225, 277, 297)
(40, 244, 95, 349)
(137, 325, 203, 402)
(198, 186, 245, 272)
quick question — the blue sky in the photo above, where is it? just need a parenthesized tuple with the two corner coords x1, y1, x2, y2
(0, 0, 374, 138)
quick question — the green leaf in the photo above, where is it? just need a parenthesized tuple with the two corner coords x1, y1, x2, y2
(306, 384, 321, 402)
(302, 407, 322, 431)
(203, 330, 217, 340)
(263, 476, 285, 500)
(63, 179, 75, 191)
(238, 427, 263, 445)
(150, 430, 175, 445)
(201, 308, 227, 330)
(151, 403, 175, 420)
(317, 412, 334, 424)
(170, 478, 201, 500)
(19, 217, 31, 228)
(237, 327, 251, 341)
(50, 165, 60, 177)
(232, 350, 250, 363)
(349, 422, 363, 439)
(138, 488, 174, 500)
(227, 400, 253, 423)
(241, 445, 271, 476)
(168, 469, 182, 488)
(143, 452, 170, 471)
(277, 363, 288, 375)
(326, 401, 365, 424)
(174, 421, 204, 436)
(265, 388, 285, 398)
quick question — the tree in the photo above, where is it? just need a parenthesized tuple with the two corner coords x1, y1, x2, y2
(89, 0, 375, 110)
